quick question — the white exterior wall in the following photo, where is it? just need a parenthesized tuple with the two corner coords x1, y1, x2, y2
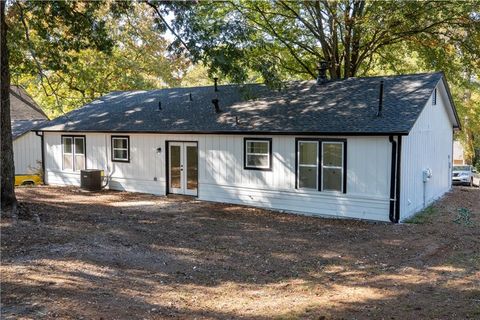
(400, 83, 455, 220)
(13, 132, 43, 175)
(44, 132, 393, 221)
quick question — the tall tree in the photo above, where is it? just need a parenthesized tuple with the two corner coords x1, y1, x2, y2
(152, 0, 479, 82)
(9, 1, 192, 117)
(1, 0, 16, 215)
(153, 0, 479, 157)
(1, 1, 113, 214)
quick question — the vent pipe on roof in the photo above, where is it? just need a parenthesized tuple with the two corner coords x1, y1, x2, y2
(158, 101, 162, 111)
(377, 80, 384, 117)
(189, 92, 193, 101)
(316, 60, 329, 85)
(213, 77, 219, 92)
(211, 98, 220, 113)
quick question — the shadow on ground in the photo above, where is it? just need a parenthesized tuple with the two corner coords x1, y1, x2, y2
(1, 186, 479, 319)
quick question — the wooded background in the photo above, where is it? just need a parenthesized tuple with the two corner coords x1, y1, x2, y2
(4, 0, 480, 162)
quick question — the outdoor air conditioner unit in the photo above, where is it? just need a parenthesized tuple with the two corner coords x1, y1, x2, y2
(80, 169, 103, 191)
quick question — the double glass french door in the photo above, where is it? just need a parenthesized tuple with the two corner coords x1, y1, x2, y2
(169, 142, 198, 196)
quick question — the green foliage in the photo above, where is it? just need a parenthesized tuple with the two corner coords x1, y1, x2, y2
(7, 1, 195, 117)
(404, 206, 437, 224)
(6, 0, 480, 158)
(454, 208, 473, 226)
(158, 1, 480, 158)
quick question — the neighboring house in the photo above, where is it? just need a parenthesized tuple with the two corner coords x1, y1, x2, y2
(453, 140, 466, 165)
(10, 86, 48, 179)
(37, 72, 460, 222)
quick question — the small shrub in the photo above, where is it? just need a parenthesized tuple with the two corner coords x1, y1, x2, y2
(453, 207, 473, 226)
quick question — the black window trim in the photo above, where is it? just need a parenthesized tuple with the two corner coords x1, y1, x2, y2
(243, 137, 272, 171)
(111, 135, 130, 163)
(295, 137, 347, 193)
(61, 134, 86, 172)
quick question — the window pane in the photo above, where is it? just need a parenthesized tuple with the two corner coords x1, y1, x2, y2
(247, 141, 268, 154)
(113, 138, 127, 149)
(299, 142, 317, 165)
(63, 154, 73, 170)
(247, 154, 269, 167)
(75, 155, 85, 171)
(186, 146, 198, 190)
(114, 150, 128, 160)
(323, 143, 342, 167)
(323, 168, 342, 191)
(170, 146, 181, 189)
(75, 138, 85, 155)
(63, 137, 72, 153)
(299, 166, 317, 189)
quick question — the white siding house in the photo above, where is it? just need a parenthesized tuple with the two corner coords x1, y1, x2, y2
(10, 86, 48, 179)
(13, 130, 43, 175)
(38, 72, 460, 222)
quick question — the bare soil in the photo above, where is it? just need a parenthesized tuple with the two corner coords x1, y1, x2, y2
(1, 186, 479, 319)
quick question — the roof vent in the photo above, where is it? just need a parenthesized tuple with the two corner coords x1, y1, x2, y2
(376, 80, 384, 117)
(158, 101, 162, 111)
(211, 98, 220, 113)
(316, 61, 329, 85)
(213, 77, 219, 92)
(189, 92, 193, 102)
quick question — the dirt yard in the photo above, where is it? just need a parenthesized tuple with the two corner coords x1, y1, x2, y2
(1, 186, 479, 319)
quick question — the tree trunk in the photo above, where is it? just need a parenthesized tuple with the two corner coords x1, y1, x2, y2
(1, 0, 17, 214)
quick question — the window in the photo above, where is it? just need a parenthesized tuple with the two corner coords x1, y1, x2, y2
(111, 136, 130, 162)
(298, 141, 318, 189)
(244, 138, 272, 170)
(296, 139, 346, 193)
(62, 136, 85, 171)
(321, 142, 344, 192)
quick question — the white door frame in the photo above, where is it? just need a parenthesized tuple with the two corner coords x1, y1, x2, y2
(168, 141, 198, 196)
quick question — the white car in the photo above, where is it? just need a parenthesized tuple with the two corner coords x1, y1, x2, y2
(452, 165, 480, 187)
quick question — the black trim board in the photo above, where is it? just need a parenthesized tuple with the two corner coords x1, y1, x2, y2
(38, 129, 410, 136)
(111, 135, 130, 163)
(243, 137, 272, 171)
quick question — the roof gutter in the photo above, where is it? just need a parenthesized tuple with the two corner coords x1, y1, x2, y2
(389, 135, 397, 222)
(395, 135, 402, 223)
(388, 135, 402, 223)
(35, 131, 45, 184)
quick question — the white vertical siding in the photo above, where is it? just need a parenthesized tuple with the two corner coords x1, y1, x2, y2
(13, 132, 42, 175)
(400, 83, 455, 220)
(44, 132, 393, 221)
(198, 135, 391, 221)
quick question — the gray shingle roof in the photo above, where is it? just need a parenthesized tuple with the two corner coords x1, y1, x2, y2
(12, 119, 47, 140)
(10, 86, 48, 120)
(39, 72, 452, 135)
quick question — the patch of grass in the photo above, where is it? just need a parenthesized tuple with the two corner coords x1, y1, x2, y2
(404, 206, 436, 224)
(453, 207, 473, 226)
